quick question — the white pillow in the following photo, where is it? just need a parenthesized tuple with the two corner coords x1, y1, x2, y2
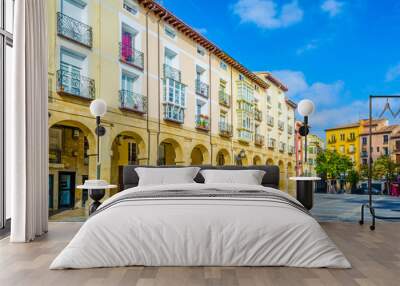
(136, 167, 200, 186)
(200, 169, 265, 185)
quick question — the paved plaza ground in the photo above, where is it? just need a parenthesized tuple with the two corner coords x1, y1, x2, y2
(49, 193, 400, 223)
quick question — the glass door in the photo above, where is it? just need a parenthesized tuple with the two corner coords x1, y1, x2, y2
(58, 172, 76, 209)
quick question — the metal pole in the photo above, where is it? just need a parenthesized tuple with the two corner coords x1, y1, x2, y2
(96, 116, 100, 180)
(368, 96, 372, 207)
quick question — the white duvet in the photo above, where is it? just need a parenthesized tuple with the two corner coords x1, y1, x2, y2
(50, 183, 351, 269)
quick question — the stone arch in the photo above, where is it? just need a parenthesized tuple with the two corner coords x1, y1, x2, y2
(159, 137, 184, 165)
(216, 148, 231, 166)
(253, 155, 262, 166)
(48, 119, 97, 211)
(110, 130, 147, 191)
(190, 144, 209, 165)
(266, 158, 274, 165)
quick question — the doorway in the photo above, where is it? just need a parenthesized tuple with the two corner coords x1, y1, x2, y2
(58, 172, 76, 209)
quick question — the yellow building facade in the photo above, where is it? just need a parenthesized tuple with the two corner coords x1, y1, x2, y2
(325, 123, 361, 169)
(47, 0, 297, 212)
(302, 134, 324, 176)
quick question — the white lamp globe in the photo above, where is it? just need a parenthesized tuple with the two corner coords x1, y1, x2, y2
(298, 99, 315, 117)
(90, 99, 107, 117)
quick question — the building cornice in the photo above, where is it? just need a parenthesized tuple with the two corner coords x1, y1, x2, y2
(138, 0, 270, 89)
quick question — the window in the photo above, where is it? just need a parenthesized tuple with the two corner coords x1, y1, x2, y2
(362, 137, 367, 145)
(123, 0, 138, 15)
(383, 134, 389, 144)
(238, 73, 245, 81)
(128, 142, 138, 164)
(163, 78, 186, 123)
(220, 60, 227, 71)
(383, 147, 389, 156)
(1, 0, 14, 229)
(197, 45, 205, 56)
(164, 25, 176, 39)
(59, 48, 87, 97)
(340, 133, 345, 141)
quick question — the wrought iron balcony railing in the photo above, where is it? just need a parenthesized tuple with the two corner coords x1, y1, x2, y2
(267, 116, 274, 127)
(268, 138, 276, 149)
(219, 122, 233, 137)
(57, 69, 95, 100)
(254, 134, 265, 146)
(119, 90, 147, 114)
(49, 149, 62, 164)
(57, 12, 93, 48)
(195, 79, 209, 98)
(163, 103, 184, 123)
(279, 142, 286, 152)
(164, 64, 181, 82)
(119, 42, 144, 70)
(278, 120, 285, 131)
(218, 90, 231, 107)
(195, 115, 210, 131)
(238, 129, 253, 142)
(254, 109, 262, 122)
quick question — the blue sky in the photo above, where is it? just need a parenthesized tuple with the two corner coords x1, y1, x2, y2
(160, 0, 400, 139)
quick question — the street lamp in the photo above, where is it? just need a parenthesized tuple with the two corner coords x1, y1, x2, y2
(297, 99, 315, 165)
(90, 99, 107, 179)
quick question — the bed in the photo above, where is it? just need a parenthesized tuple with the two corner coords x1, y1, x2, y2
(50, 165, 351, 269)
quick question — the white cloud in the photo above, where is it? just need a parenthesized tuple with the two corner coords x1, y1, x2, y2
(271, 69, 352, 136)
(232, 0, 303, 29)
(194, 27, 208, 34)
(296, 40, 319, 55)
(385, 63, 400, 82)
(271, 69, 345, 106)
(321, 0, 344, 17)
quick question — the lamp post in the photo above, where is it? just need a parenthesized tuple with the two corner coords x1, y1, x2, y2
(289, 99, 319, 210)
(297, 99, 315, 170)
(90, 99, 107, 180)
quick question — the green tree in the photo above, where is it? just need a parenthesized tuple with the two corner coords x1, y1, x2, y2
(372, 155, 398, 193)
(346, 169, 360, 192)
(315, 149, 354, 192)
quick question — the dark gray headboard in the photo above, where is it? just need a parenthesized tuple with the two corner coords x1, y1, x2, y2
(122, 165, 280, 190)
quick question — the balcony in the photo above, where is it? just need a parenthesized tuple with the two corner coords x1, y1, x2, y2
(119, 42, 144, 70)
(56, 69, 95, 100)
(238, 130, 252, 143)
(219, 90, 231, 107)
(279, 142, 286, 153)
(195, 79, 209, 98)
(163, 103, 184, 123)
(361, 151, 368, 158)
(348, 146, 355, 154)
(195, 115, 210, 131)
(164, 64, 181, 82)
(119, 90, 147, 114)
(49, 149, 62, 164)
(254, 134, 265, 146)
(288, 146, 295, 155)
(219, 122, 233, 138)
(57, 12, 92, 48)
(278, 120, 285, 131)
(288, 126, 293, 135)
(268, 138, 276, 149)
(254, 109, 262, 122)
(267, 116, 274, 127)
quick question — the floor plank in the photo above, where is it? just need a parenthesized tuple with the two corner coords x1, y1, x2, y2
(0, 222, 399, 286)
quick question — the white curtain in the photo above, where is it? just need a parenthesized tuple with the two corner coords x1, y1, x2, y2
(8, 0, 48, 242)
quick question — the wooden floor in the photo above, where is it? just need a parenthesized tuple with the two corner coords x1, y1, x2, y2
(0, 222, 399, 286)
